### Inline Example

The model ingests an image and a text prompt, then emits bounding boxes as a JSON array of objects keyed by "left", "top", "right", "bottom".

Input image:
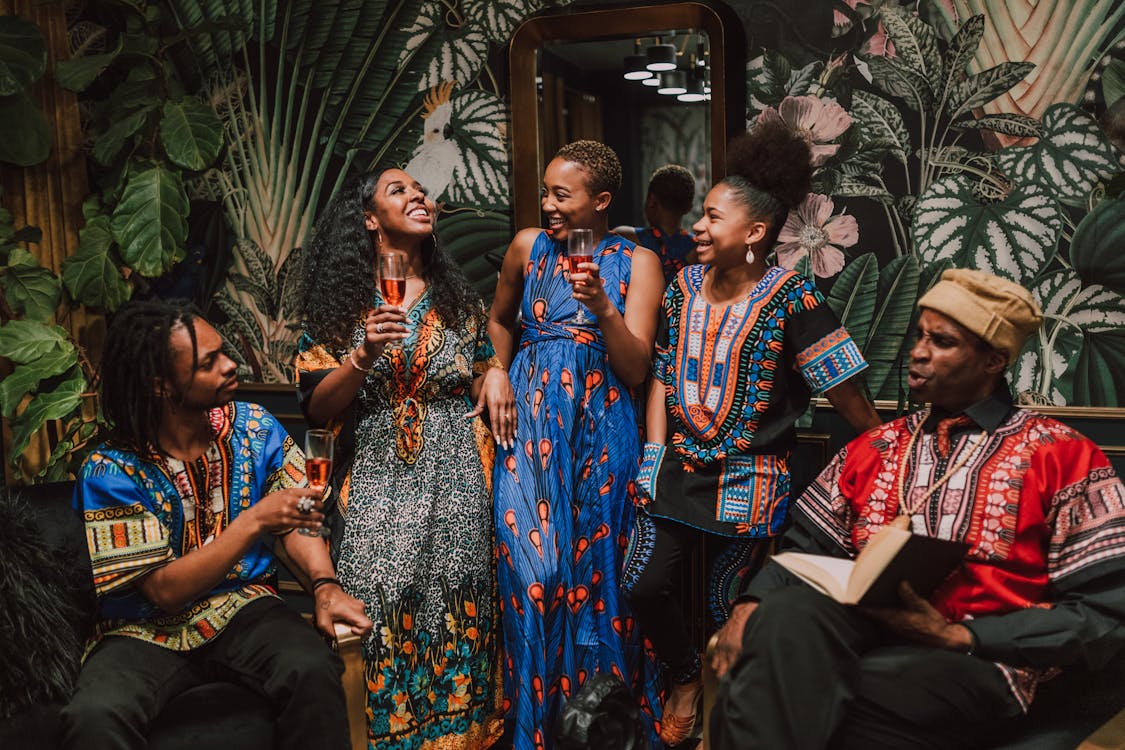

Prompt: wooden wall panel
[{"left": 1, "top": 0, "right": 101, "bottom": 484}]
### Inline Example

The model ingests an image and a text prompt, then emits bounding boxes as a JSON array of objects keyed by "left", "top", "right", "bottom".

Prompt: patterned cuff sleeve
[
  {"left": 795, "top": 327, "right": 868, "bottom": 393},
  {"left": 85, "top": 503, "right": 174, "bottom": 596},
  {"left": 637, "top": 442, "right": 666, "bottom": 500}
]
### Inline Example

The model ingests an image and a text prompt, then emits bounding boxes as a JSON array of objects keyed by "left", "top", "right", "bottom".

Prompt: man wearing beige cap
[{"left": 708, "top": 268, "right": 1125, "bottom": 749}]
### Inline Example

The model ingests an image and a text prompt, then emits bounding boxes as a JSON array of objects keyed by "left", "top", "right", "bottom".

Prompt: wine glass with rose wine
[
  {"left": 379, "top": 252, "right": 406, "bottom": 306},
  {"left": 302, "top": 429, "right": 334, "bottom": 537},
  {"left": 567, "top": 228, "right": 595, "bottom": 324}
]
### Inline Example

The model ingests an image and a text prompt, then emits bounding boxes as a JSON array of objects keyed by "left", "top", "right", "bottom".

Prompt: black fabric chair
[
  {"left": 985, "top": 649, "right": 1125, "bottom": 750},
  {"left": 0, "top": 481, "right": 367, "bottom": 750}
]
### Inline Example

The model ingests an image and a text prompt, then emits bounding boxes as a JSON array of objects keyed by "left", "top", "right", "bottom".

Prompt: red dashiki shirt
[{"left": 797, "top": 407, "right": 1125, "bottom": 709}]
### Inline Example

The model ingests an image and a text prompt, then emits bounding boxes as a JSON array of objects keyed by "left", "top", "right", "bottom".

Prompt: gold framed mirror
[{"left": 508, "top": 3, "right": 737, "bottom": 230}]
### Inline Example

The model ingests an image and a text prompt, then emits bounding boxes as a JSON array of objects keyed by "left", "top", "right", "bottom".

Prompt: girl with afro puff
[{"left": 623, "top": 120, "right": 881, "bottom": 745}]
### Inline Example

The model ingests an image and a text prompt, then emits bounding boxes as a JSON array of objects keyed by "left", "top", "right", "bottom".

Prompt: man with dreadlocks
[{"left": 62, "top": 299, "right": 372, "bottom": 750}]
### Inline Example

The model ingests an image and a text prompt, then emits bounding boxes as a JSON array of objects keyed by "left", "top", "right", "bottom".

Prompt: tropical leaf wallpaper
[
  {"left": 3, "top": 0, "right": 1125, "bottom": 479},
  {"left": 752, "top": 0, "right": 1125, "bottom": 407}
]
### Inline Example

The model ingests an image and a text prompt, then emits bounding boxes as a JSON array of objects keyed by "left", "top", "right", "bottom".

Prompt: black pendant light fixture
[
  {"left": 657, "top": 69, "right": 688, "bottom": 95},
  {"left": 646, "top": 36, "right": 677, "bottom": 72},
  {"left": 623, "top": 39, "right": 653, "bottom": 80}
]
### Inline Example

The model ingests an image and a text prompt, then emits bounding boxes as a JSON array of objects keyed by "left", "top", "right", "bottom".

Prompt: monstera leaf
[
  {"left": 464, "top": 0, "right": 544, "bottom": 43},
  {"left": 911, "top": 174, "right": 1061, "bottom": 288},
  {"left": 1069, "top": 195, "right": 1125, "bottom": 295},
  {"left": 996, "top": 103, "right": 1118, "bottom": 207},
  {"left": 1, "top": 247, "right": 60, "bottom": 322},
  {"left": 446, "top": 90, "right": 510, "bottom": 209}
]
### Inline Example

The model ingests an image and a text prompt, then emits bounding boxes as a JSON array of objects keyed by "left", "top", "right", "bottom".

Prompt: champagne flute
[
  {"left": 302, "top": 429, "right": 335, "bottom": 537},
  {"left": 378, "top": 252, "right": 407, "bottom": 307},
  {"left": 378, "top": 252, "right": 408, "bottom": 347},
  {"left": 567, "top": 228, "right": 595, "bottom": 324}
]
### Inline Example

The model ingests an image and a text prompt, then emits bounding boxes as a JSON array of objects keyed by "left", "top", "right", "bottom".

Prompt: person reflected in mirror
[
  {"left": 708, "top": 269, "right": 1125, "bottom": 749},
  {"left": 622, "top": 120, "right": 881, "bottom": 747},
  {"left": 62, "top": 299, "right": 373, "bottom": 750},
  {"left": 487, "top": 140, "right": 666, "bottom": 749},
  {"left": 614, "top": 164, "right": 699, "bottom": 286},
  {"left": 295, "top": 169, "right": 508, "bottom": 748}
]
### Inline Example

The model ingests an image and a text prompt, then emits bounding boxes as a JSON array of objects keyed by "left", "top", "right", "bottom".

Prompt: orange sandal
[{"left": 658, "top": 690, "right": 703, "bottom": 746}]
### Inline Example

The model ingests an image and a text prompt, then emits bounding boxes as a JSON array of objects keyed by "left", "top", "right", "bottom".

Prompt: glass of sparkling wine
[
  {"left": 379, "top": 252, "right": 406, "bottom": 306},
  {"left": 302, "top": 429, "right": 334, "bottom": 537},
  {"left": 567, "top": 228, "right": 595, "bottom": 324}
]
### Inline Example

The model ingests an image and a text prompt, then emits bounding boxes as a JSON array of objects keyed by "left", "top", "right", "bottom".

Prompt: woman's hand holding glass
[{"left": 356, "top": 305, "right": 409, "bottom": 364}]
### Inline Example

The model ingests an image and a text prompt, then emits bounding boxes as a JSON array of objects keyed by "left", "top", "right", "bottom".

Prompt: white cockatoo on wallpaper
[{"left": 405, "top": 82, "right": 458, "bottom": 200}]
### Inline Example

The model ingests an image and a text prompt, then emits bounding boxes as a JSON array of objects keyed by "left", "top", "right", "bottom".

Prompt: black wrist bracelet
[{"left": 311, "top": 576, "right": 341, "bottom": 593}]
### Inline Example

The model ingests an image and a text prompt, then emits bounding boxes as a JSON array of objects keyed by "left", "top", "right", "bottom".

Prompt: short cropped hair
[{"left": 555, "top": 140, "right": 622, "bottom": 196}]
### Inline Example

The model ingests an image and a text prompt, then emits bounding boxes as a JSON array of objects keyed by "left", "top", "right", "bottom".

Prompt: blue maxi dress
[{"left": 493, "top": 231, "right": 663, "bottom": 750}]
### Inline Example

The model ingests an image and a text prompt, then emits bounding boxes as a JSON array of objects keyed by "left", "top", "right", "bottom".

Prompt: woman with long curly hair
[
  {"left": 621, "top": 121, "right": 881, "bottom": 746},
  {"left": 488, "top": 140, "right": 666, "bottom": 749},
  {"left": 295, "top": 168, "right": 509, "bottom": 749}
]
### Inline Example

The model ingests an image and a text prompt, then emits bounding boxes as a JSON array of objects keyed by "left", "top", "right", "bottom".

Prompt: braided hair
[
  {"left": 299, "top": 170, "right": 481, "bottom": 350},
  {"left": 101, "top": 298, "right": 201, "bottom": 453},
  {"left": 723, "top": 119, "right": 813, "bottom": 247}
]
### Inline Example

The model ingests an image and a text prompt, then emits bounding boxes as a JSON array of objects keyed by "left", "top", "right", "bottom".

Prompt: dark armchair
[{"left": 0, "top": 482, "right": 367, "bottom": 750}]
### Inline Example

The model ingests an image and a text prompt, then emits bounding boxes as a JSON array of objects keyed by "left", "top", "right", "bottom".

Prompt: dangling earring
[{"left": 745, "top": 246, "right": 755, "bottom": 264}]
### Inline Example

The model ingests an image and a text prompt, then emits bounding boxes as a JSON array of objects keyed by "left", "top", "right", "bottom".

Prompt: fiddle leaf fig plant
[{"left": 0, "top": 14, "right": 52, "bottom": 166}]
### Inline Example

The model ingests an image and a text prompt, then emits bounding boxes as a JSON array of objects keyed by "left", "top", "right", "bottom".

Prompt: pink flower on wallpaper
[
  {"left": 864, "top": 22, "right": 896, "bottom": 57},
  {"left": 833, "top": 0, "right": 870, "bottom": 33},
  {"left": 776, "top": 194, "right": 858, "bottom": 279},
  {"left": 833, "top": 0, "right": 896, "bottom": 57},
  {"left": 759, "top": 95, "right": 852, "bottom": 166}
]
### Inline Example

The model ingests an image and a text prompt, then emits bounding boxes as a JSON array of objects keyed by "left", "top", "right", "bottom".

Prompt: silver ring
[
  {"left": 375, "top": 322, "right": 384, "bottom": 333},
  {"left": 297, "top": 496, "right": 314, "bottom": 514}
]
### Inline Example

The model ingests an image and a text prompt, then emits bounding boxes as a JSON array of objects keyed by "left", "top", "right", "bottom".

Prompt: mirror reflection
[
  {"left": 537, "top": 31, "right": 712, "bottom": 228},
  {"left": 508, "top": 3, "right": 730, "bottom": 232}
]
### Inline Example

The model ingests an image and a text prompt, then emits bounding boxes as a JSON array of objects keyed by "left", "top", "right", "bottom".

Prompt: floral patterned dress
[{"left": 296, "top": 290, "right": 502, "bottom": 750}]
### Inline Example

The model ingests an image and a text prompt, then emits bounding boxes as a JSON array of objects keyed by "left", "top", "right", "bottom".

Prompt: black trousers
[
  {"left": 710, "top": 585, "right": 1023, "bottom": 750},
  {"left": 61, "top": 596, "right": 348, "bottom": 750},
  {"left": 626, "top": 516, "right": 765, "bottom": 684}
]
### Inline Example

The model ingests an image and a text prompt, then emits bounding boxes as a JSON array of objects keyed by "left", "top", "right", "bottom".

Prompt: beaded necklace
[{"left": 891, "top": 420, "right": 989, "bottom": 530}]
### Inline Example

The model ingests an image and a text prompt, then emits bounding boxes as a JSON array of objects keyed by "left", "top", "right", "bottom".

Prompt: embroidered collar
[{"left": 922, "top": 384, "right": 1014, "bottom": 434}]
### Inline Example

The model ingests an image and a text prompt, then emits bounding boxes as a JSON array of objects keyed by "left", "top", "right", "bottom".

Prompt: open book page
[
  {"left": 845, "top": 525, "right": 912, "bottom": 603},
  {"left": 770, "top": 526, "right": 968, "bottom": 606},
  {"left": 769, "top": 553, "right": 856, "bottom": 601}
]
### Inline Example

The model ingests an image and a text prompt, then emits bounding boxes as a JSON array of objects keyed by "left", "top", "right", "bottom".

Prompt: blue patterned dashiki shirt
[{"left": 74, "top": 401, "right": 306, "bottom": 651}]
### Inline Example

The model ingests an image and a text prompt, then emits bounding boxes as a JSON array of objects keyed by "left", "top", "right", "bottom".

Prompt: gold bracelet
[{"left": 348, "top": 350, "right": 371, "bottom": 373}]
